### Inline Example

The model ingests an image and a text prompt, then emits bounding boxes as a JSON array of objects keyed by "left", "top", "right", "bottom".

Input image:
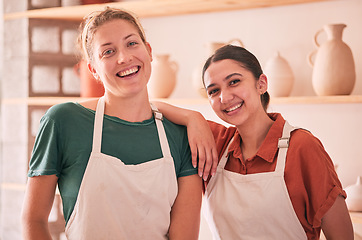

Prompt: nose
[
  {"left": 117, "top": 49, "right": 132, "bottom": 64},
  {"left": 219, "top": 90, "right": 233, "bottom": 104}
]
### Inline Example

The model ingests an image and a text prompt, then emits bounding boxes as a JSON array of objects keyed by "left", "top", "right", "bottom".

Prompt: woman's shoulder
[
  {"left": 43, "top": 101, "right": 95, "bottom": 124},
  {"left": 290, "top": 128, "right": 324, "bottom": 149},
  {"left": 45, "top": 102, "right": 80, "bottom": 117},
  {"left": 162, "top": 117, "right": 188, "bottom": 136},
  {"left": 288, "top": 128, "right": 332, "bottom": 167}
]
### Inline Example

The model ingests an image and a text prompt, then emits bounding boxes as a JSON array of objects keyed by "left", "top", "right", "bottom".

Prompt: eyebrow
[
  {"left": 205, "top": 72, "right": 243, "bottom": 90},
  {"left": 99, "top": 33, "right": 137, "bottom": 48}
]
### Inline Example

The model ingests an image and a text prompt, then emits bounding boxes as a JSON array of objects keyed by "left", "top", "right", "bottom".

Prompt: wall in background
[
  {"left": 141, "top": 0, "right": 362, "bottom": 99},
  {"left": 140, "top": 0, "right": 362, "bottom": 187}
]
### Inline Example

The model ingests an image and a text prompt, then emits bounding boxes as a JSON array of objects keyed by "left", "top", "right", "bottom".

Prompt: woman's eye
[
  {"left": 102, "top": 49, "right": 115, "bottom": 57},
  {"left": 128, "top": 41, "right": 138, "bottom": 47},
  {"left": 208, "top": 88, "right": 219, "bottom": 96},
  {"left": 229, "top": 79, "right": 240, "bottom": 85}
]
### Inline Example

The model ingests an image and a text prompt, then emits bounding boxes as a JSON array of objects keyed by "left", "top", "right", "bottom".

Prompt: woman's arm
[
  {"left": 153, "top": 101, "right": 218, "bottom": 180},
  {"left": 168, "top": 174, "right": 203, "bottom": 240},
  {"left": 321, "top": 195, "right": 354, "bottom": 239},
  {"left": 21, "top": 175, "right": 58, "bottom": 240}
]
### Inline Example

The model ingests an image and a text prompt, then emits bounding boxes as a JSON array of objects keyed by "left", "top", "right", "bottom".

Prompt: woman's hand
[
  {"left": 152, "top": 101, "right": 218, "bottom": 180},
  {"left": 187, "top": 112, "right": 218, "bottom": 180}
]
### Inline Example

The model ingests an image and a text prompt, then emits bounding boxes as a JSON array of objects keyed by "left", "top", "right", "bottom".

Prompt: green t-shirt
[{"left": 28, "top": 102, "right": 197, "bottom": 224}]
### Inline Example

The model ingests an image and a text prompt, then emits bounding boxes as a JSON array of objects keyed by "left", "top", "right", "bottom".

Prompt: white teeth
[
  {"left": 119, "top": 66, "right": 138, "bottom": 77},
  {"left": 225, "top": 103, "right": 242, "bottom": 112}
]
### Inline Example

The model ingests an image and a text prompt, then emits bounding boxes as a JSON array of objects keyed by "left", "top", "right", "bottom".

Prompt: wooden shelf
[
  {"left": 4, "top": 0, "right": 329, "bottom": 21},
  {"left": 351, "top": 212, "right": 362, "bottom": 224},
  {"left": 2, "top": 95, "right": 362, "bottom": 106},
  {"left": 270, "top": 95, "right": 362, "bottom": 105}
]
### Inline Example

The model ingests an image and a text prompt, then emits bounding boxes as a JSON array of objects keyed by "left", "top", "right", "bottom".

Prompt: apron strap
[
  {"left": 218, "top": 147, "right": 229, "bottom": 169},
  {"left": 151, "top": 103, "right": 172, "bottom": 158},
  {"left": 91, "top": 100, "right": 171, "bottom": 158},
  {"left": 218, "top": 121, "right": 298, "bottom": 172},
  {"left": 92, "top": 96, "right": 105, "bottom": 153},
  {"left": 275, "top": 121, "right": 297, "bottom": 172}
]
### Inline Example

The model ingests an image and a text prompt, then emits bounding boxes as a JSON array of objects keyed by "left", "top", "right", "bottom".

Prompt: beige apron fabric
[
  {"left": 203, "top": 121, "right": 307, "bottom": 240},
  {"left": 65, "top": 97, "right": 178, "bottom": 240}
]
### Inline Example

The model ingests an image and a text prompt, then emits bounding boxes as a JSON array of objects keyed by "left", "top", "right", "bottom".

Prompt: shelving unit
[
  {"left": 3, "top": 95, "right": 362, "bottom": 106},
  {"left": 4, "top": 0, "right": 329, "bottom": 20},
  {"left": 4, "top": 0, "right": 359, "bottom": 105}
]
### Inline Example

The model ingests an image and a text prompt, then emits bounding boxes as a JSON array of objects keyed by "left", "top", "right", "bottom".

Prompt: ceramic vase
[
  {"left": 264, "top": 52, "right": 294, "bottom": 97},
  {"left": 192, "top": 39, "right": 244, "bottom": 98},
  {"left": 308, "top": 23, "right": 356, "bottom": 96},
  {"left": 74, "top": 59, "right": 105, "bottom": 98},
  {"left": 148, "top": 54, "right": 178, "bottom": 98},
  {"left": 345, "top": 176, "right": 362, "bottom": 212}
]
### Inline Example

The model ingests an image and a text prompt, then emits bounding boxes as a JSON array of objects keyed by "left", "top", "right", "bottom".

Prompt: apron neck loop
[
  {"left": 92, "top": 96, "right": 105, "bottom": 153},
  {"left": 275, "top": 121, "right": 297, "bottom": 172},
  {"left": 150, "top": 103, "right": 171, "bottom": 159},
  {"left": 150, "top": 103, "right": 163, "bottom": 120}
]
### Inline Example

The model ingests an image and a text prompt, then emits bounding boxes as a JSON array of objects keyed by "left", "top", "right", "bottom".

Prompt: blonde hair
[{"left": 78, "top": 7, "right": 146, "bottom": 63}]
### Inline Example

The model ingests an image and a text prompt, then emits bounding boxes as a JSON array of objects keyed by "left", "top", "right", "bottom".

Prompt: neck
[
  {"left": 103, "top": 91, "right": 152, "bottom": 122},
  {"left": 236, "top": 111, "right": 274, "bottom": 160}
]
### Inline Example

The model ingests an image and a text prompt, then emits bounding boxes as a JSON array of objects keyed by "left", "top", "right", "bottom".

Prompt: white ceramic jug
[
  {"left": 264, "top": 52, "right": 294, "bottom": 97},
  {"left": 148, "top": 54, "right": 178, "bottom": 98},
  {"left": 192, "top": 39, "right": 244, "bottom": 98},
  {"left": 308, "top": 23, "right": 356, "bottom": 96},
  {"left": 345, "top": 176, "right": 362, "bottom": 212}
]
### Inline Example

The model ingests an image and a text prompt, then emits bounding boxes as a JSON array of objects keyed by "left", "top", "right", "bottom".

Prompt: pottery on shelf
[
  {"left": 192, "top": 39, "right": 244, "bottom": 98},
  {"left": 73, "top": 59, "right": 105, "bottom": 98},
  {"left": 308, "top": 23, "right": 356, "bottom": 96},
  {"left": 148, "top": 54, "right": 178, "bottom": 98},
  {"left": 345, "top": 176, "right": 362, "bottom": 212},
  {"left": 264, "top": 52, "right": 294, "bottom": 97}
]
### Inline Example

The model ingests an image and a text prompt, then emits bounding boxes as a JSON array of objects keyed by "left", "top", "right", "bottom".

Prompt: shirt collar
[{"left": 227, "top": 113, "right": 286, "bottom": 163}]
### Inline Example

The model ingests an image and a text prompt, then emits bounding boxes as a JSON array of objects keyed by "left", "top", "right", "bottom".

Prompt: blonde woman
[{"left": 21, "top": 8, "right": 217, "bottom": 240}]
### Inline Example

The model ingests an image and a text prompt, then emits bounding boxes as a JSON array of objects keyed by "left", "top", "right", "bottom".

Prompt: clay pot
[
  {"left": 192, "top": 39, "right": 244, "bottom": 98},
  {"left": 74, "top": 60, "right": 105, "bottom": 98},
  {"left": 308, "top": 23, "right": 356, "bottom": 96},
  {"left": 148, "top": 54, "right": 178, "bottom": 98},
  {"left": 264, "top": 52, "right": 294, "bottom": 97},
  {"left": 345, "top": 176, "right": 362, "bottom": 212}
]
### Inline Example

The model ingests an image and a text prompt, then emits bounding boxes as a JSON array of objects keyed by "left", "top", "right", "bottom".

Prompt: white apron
[
  {"left": 65, "top": 97, "right": 178, "bottom": 240},
  {"left": 203, "top": 121, "right": 307, "bottom": 240}
]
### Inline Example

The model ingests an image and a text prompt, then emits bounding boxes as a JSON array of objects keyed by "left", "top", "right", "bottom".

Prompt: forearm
[
  {"left": 154, "top": 101, "right": 218, "bottom": 179},
  {"left": 152, "top": 101, "right": 203, "bottom": 126},
  {"left": 22, "top": 220, "right": 52, "bottom": 240},
  {"left": 321, "top": 195, "right": 354, "bottom": 239},
  {"left": 21, "top": 175, "right": 58, "bottom": 240},
  {"left": 169, "top": 175, "right": 203, "bottom": 240}
]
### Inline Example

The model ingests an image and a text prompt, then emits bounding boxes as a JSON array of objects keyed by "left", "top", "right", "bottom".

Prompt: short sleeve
[
  {"left": 286, "top": 129, "right": 346, "bottom": 229},
  {"left": 28, "top": 115, "right": 61, "bottom": 177},
  {"left": 176, "top": 125, "right": 197, "bottom": 178}
]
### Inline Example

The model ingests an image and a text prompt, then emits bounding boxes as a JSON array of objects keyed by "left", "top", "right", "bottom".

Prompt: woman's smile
[
  {"left": 117, "top": 66, "right": 140, "bottom": 78},
  {"left": 223, "top": 102, "right": 244, "bottom": 114}
]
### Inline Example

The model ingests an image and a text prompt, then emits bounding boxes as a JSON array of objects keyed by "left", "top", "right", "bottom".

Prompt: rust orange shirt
[{"left": 207, "top": 113, "right": 346, "bottom": 240}]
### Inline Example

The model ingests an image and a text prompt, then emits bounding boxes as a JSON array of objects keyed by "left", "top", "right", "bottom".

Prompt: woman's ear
[
  {"left": 88, "top": 62, "right": 99, "bottom": 80},
  {"left": 257, "top": 74, "right": 268, "bottom": 94},
  {"left": 146, "top": 42, "right": 153, "bottom": 61}
]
